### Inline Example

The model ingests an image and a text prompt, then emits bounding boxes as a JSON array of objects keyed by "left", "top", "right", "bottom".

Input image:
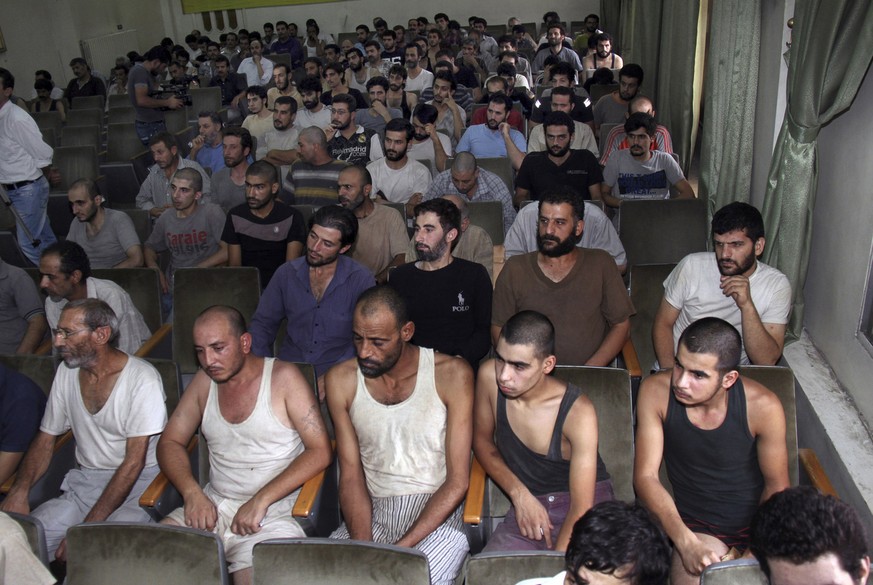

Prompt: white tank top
[
  {"left": 202, "top": 358, "right": 304, "bottom": 500},
  {"left": 350, "top": 347, "right": 447, "bottom": 498}
]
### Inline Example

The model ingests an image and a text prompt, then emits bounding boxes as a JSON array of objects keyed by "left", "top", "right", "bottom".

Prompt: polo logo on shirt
[{"left": 452, "top": 292, "right": 470, "bottom": 312}]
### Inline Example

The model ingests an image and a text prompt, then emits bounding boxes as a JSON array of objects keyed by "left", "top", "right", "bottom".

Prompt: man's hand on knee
[
  {"left": 512, "top": 490, "right": 554, "bottom": 549},
  {"left": 231, "top": 497, "right": 268, "bottom": 536},
  {"left": 676, "top": 534, "right": 721, "bottom": 576},
  {"left": 183, "top": 490, "right": 218, "bottom": 531}
]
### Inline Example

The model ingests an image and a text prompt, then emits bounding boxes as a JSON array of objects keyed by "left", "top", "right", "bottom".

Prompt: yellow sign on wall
[{"left": 181, "top": 0, "right": 342, "bottom": 13}]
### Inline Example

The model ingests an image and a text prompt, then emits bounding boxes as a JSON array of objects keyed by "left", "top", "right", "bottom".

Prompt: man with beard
[
  {"left": 653, "top": 202, "right": 791, "bottom": 369},
  {"left": 531, "top": 23, "right": 583, "bottom": 73},
  {"left": 389, "top": 198, "right": 492, "bottom": 369},
  {"left": 635, "top": 317, "right": 789, "bottom": 585},
  {"left": 407, "top": 103, "right": 452, "bottom": 173},
  {"left": 285, "top": 126, "right": 349, "bottom": 206},
  {"left": 250, "top": 205, "right": 375, "bottom": 383},
  {"left": 601, "top": 113, "right": 694, "bottom": 210},
  {"left": 38, "top": 241, "right": 151, "bottom": 354},
  {"left": 527, "top": 88, "right": 598, "bottom": 155},
  {"left": 66, "top": 179, "right": 142, "bottom": 268},
  {"left": 0, "top": 299, "right": 166, "bottom": 562},
  {"left": 529, "top": 62, "right": 595, "bottom": 132},
  {"left": 492, "top": 186, "right": 633, "bottom": 365},
  {"left": 426, "top": 72, "right": 467, "bottom": 149},
  {"left": 263, "top": 96, "right": 301, "bottom": 181},
  {"left": 456, "top": 94, "right": 527, "bottom": 171},
  {"left": 593, "top": 63, "right": 644, "bottom": 137},
  {"left": 386, "top": 64, "right": 419, "bottom": 120},
  {"left": 582, "top": 33, "right": 624, "bottom": 71},
  {"left": 364, "top": 41, "right": 389, "bottom": 77},
  {"left": 358, "top": 77, "right": 402, "bottom": 136},
  {"left": 320, "top": 63, "right": 368, "bottom": 110},
  {"left": 325, "top": 285, "right": 473, "bottom": 585},
  {"left": 326, "top": 94, "right": 384, "bottom": 165},
  {"left": 267, "top": 20, "right": 304, "bottom": 69},
  {"left": 379, "top": 30, "right": 404, "bottom": 67},
  {"left": 515, "top": 112, "right": 602, "bottom": 206},
  {"left": 599, "top": 96, "right": 674, "bottom": 166},
  {"left": 422, "top": 153, "right": 515, "bottom": 236},
  {"left": 158, "top": 306, "right": 332, "bottom": 585},
  {"left": 136, "top": 132, "right": 211, "bottom": 218},
  {"left": 267, "top": 63, "right": 303, "bottom": 110},
  {"left": 208, "top": 56, "right": 247, "bottom": 122},
  {"left": 294, "top": 75, "right": 332, "bottom": 130},
  {"left": 403, "top": 45, "right": 433, "bottom": 93},
  {"left": 366, "top": 119, "right": 431, "bottom": 206},
  {"left": 207, "top": 127, "right": 253, "bottom": 212},
  {"left": 241, "top": 86, "right": 273, "bottom": 160},
  {"left": 344, "top": 48, "right": 381, "bottom": 94},
  {"left": 572, "top": 14, "right": 602, "bottom": 56},
  {"left": 222, "top": 161, "right": 305, "bottom": 289},
  {"left": 338, "top": 165, "right": 407, "bottom": 284}
]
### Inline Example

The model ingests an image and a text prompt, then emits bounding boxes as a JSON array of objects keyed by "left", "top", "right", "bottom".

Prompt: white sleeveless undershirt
[
  {"left": 202, "top": 358, "right": 304, "bottom": 501},
  {"left": 350, "top": 347, "right": 447, "bottom": 498}
]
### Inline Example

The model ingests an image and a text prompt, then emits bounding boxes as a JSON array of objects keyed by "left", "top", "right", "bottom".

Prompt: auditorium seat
[
  {"left": 618, "top": 199, "right": 708, "bottom": 268},
  {"left": 70, "top": 95, "right": 105, "bottom": 111},
  {"left": 50, "top": 145, "right": 100, "bottom": 194},
  {"left": 466, "top": 551, "right": 565, "bottom": 585},
  {"left": 107, "top": 123, "right": 148, "bottom": 163},
  {"left": 66, "top": 107, "right": 104, "bottom": 134},
  {"left": 31, "top": 111, "right": 63, "bottom": 141},
  {"left": 627, "top": 263, "right": 677, "bottom": 374},
  {"left": 117, "top": 207, "right": 152, "bottom": 243},
  {"left": 187, "top": 87, "right": 223, "bottom": 123},
  {"left": 700, "top": 559, "right": 768, "bottom": 585},
  {"left": 47, "top": 193, "right": 73, "bottom": 239},
  {"left": 107, "top": 94, "right": 132, "bottom": 110},
  {"left": 100, "top": 162, "right": 142, "bottom": 208},
  {"left": 0, "top": 230, "right": 32, "bottom": 267},
  {"left": 107, "top": 107, "right": 137, "bottom": 125},
  {"left": 468, "top": 200, "right": 505, "bottom": 246},
  {"left": 61, "top": 124, "right": 103, "bottom": 152},
  {"left": 5, "top": 512, "right": 49, "bottom": 566}
]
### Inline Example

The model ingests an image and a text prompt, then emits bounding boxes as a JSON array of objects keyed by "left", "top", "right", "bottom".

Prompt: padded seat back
[
  {"left": 188, "top": 87, "right": 223, "bottom": 120},
  {"left": 619, "top": 199, "right": 708, "bottom": 268},
  {"left": 117, "top": 207, "right": 152, "bottom": 242},
  {"left": 61, "top": 124, "right": 102, "bottom": 149},
  {"left": 466, "top": 551, "right": 565, "bottom": 585},
  {"left": 589, "top": 83, "right": 618, "bottom": 103},
  {"left": 468, "top": 200, "right": 505, "bottom": 245},
  {"left": 31, "top": 111, "right": 63, "bottom": 139},
  {"left": 0, "top": 355, "right": 57, "bottom": 395},
  {"left": 92, "top": 268, "right": 163, "bottom": 333},
  {"left": 100, "top": 162, "right": 142, "bottom": 208},
  {"left": 107, "top": 107, "right": 137, "bottom": 125},
  {"left": 628, "top": 263, "right": 677, "bottom": 373},
  {"left": 0, "top": 231, "right": 32, "bottom": 267},
  {"left": 108, "top": 94, "right": 132, "bottom": 110},
  {"left": 66, "top": 107, "right": 104, "bottom": 131},
  {"left": 71, "top": 95, "right": 105, "bottom": 111},
  {"left": 145, "top": 358, "right": 183, "bottom": 415},
  {"left": 107, "top": 123, "right": 147, "bottom": 163},
  {"left": 52, "top": 145, "right": 99, "bottom": 192}
]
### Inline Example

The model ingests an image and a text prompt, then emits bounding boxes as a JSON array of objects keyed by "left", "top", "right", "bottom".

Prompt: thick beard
[{"left": 536, "top": 232, "right": 578, "bottom": 257}]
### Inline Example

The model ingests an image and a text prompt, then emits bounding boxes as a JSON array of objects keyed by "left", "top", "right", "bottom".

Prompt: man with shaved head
[{"left": 284, "top": 126, "right": 349, "bottom": 206}]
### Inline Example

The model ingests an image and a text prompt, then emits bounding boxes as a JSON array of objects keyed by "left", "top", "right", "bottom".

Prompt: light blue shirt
[{"left": 456, "top": 124, "right": 526, "bottom": 160}]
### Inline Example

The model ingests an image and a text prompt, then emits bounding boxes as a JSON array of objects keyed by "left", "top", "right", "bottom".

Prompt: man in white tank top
[
  {"left": 158, "top": 305, "right": 332, "bottom": 585},
  {"left": 326, "top": 286, "right": 474, "bottom": 585}
]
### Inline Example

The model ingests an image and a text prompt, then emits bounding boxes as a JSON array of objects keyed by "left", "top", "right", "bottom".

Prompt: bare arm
[
  {"left": 490, "top": 324, "right": 502, "bottom": 349},
  {"left": 513, "top": 186, "right": 531, "bottom": 208},
  {"left": 198, "top": 241, "right": 229, "bottom": 268},
  {"left": 144, "top": 246, "right": 169, "bottom": 294},
  {"left": 599, "top": 183, "right": 623, "bottom": 209},
  {"left": 16, "top": 315, "right": 47, "bottom": 354},
  {"left": 587, "top": 182, "right": 603, "bottom": 202},
  {"left": 114, "top": 244, "right": 144, "bottom": 268},
  {"left": 0, "top": 431, "right": 56, "bottom": 514},
  {"left": 445, "top": 98, "right": 464, "bottom": 144},
  {"left": 554, "top": 397, "right": 599, "bottom": 551},
  {"left": 721, "top": 276, "right": 786, "bottom": 365},
  {"left": 585, "top": 318, "right": 629, "bottom": 367},
  {"left": 748, "top": 383, "right": 790, "bottom": 502},
  {"left": 0, "top": 451, "right": 25, "bottom": 489},
  {"left": 228, "top": 244, "right": 242, "bottom": 267},
  {"left": 653, "top": 298, "right": 681, "bottom": 369},
  {"left": 84, "top": 435, "right": 151, "bottom": 523},
  {"left": 500, "top": 123, "right": 526, "bottom": 171},
  {"left": 673, "top": 179, "right": 695, "bottom": 200},
  {"left": 427, "top": 124, "right": 449, "bottom": 172}
]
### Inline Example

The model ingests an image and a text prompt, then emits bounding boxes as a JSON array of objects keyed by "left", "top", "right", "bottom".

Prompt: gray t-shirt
[
  {"left": 0, "top": 261, "right": 44, "bottom": 354},
  {"left": 602, "top": 150, "right": 684, "bottom": 200},
  {"left": 207, "top": 168, "right": 246, "bottom": 212},
  {"left": 66, "top": 208, "right": 140, "bottom": 269},
  {"left": 593, "top": 93, "right": 629, "bottom": 128},
  {"left": 145, "top": 203, "right": 226, "bottom": 278},
  {"left": 127, "top": 63, "right": 163, "bottom": 123}
]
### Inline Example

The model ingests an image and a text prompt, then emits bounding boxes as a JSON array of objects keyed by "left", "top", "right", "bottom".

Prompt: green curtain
[
  {"left": 600, "top": 0, "right": 623, "bottom": 43},
  {"left": 618, "top": 0, "right": 663, "bottom": 102},
  {"left": 699, "top": 0, "right": 761, "bottom": 214},
  {"left": 761, "top": 0, "right": 873, "bottom": 340}
]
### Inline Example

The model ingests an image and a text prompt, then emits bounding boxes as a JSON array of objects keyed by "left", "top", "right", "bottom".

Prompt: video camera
[{"left": 149, "top": 79, "right": 195, "bottom": 110}]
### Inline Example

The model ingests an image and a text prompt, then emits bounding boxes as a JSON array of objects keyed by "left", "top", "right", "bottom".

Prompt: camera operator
[{"left": 128, "top": 46, "right": 185, "bottom": 146}]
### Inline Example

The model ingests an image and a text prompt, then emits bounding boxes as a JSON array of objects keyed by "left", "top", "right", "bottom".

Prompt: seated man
[
  {"left": 472, "top": 76, "right": 526, "bottom": 134},
  {"left": 320, "top": 62, "right": 368, "bottom": 109},
  {"left": 1, "top": 299, "right": 167, "bottom": 561},
  {"left": 209, "top": 56, "right": 247, "bottom": 122},
  {"left": 326, "top": 285, "right": 472, "bottom": 585},
  {"left": 492, "top": 187, "right": 633, "bottom": 366},
  {"left": 0, "top": 258, "right": 48, "bottom": 355},
  {"left": 293, "top": 75, "right": 333, "bottom": 130},
  {"left": 262, "top": 96, "right": 301, "bottom": 183},
  {"left": 365, "top": 119, "right": 431, "bottom": 205},
  {"left": 456, "top": 94, "right": 527, "bottom": 171},
  {"left": 327, "top": 93, "right": 384, "bottom": 166},
  {"left": 582, "top": 33, "right": 624, "bottom": 71},
  {"left": 593, "top": 63, "right": 644, "bottom": 137},
  {"left": 39, "top": 241, "right": 151, "bottom": 354},
  {"left": 529, "top": 62, "right": 595, "bottom": 131},
  {"left": 188, "top": 111, "right": 226, "bottom": 174},
  {"left": 527, "top": 87, "right": 598, "bottom": 156},
  {"left": 66, "top": 178, "right": 142, "bottom": 268},
  {"left": 337, "top": 165, "right": 408, "bottom": 284},
  {"left": 601, "top": 112, "right": 694, "bottom": 209},
  {"left": 241, "top": 86, "right": 274, "bottom": 160},
  {"left": 504, "top": 198, "right": 627, "bottom": 273},
  {"left": 599, "top": 95, "right": 674, "bottom": 166},
  {"left": 207, "top": 127, "right": 252, "bottom": 212},
  {"left": 634, "top": 317, "right": 790, "bottom": 585},
  {"left": 144, "top": 168, "right": 227, "bottom": 310},
  {"left": 476, "top": 310, "right": 613, "bottom": 552},
  {"left": 653, "top": 202, "right": 791, "bottom": 368},
  {"left": 222, "top": 161, "right": 305, "bottom": 289},
  {"left": 407, "top": 103, "right": 453, "bottom": 173},
  {"left": 0, "top": 364, "right": 46, "bottom": 487},
  {"left": 250, "top": 205, "right": 375, "bottom": 384},
  {"left": 136, "top": 132, "right": 211, "bottom": 219},
  {"left": 158, "top": 306, "right": 332, "bottom": 585},
  {"left": 751, "top": 486, "right": 871, "bottom": 585},
  {"left": 283, "top": 127, "right": 349, "bottom": 206},
  {"left": 390, "top": 198, "right": 492, "bottom": 369},
  {"left": 426, "top": 71, "right": 467, "bottom": 147},
  {"left": 358, "top": 76, "right": 403, "bottom": 136},
  {"left": 516, "top": 501, "right": 671, "bottom": 585}
]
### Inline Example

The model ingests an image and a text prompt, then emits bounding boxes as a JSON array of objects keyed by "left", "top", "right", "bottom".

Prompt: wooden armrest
[
  {"left": 34, "top": 339, "right": 52, "bottom": 356},
  {"left": 139, "top": 435, "right": 198, "bottom": 508},
  {"left": 463, "top": 455, "right": 487, "bottom": 525},
  {"left": 135, "top": 323, "right": 173, "bottom": 357},
  {"left": 1, "top": 431, "right": 74, "bottom": 493},
  {"left": 621, "top": 338, "right": 642, "bottom": 378},
  {"left": 799, "top": 448, "right": 838, "bottom": 497},
  {"left": 292, "top": 440, "right": 335, "bottom": 519}
]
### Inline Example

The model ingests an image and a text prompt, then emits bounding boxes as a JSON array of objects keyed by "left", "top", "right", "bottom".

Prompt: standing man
[
  {"left": 0, "top": 299, "right": 167, "bottom": 561},
  {"left": 634, "top": 317, "right": 790, "bottom": 585},
  {"left": 326, "top": 94, "right": 384, "bottom": 165},
  {"left": 241, "top": 86, "right": 273, "bottom": 160},
  {"left": 653, "top": 202, "right": 791, "bottom": 368},
  {"left": 284, "top": 127, "right": 349, "bottom": 206},
  {"left": 366, "top": 119, "right": 431, "bottom": 206},
  {"left": 136, "top": 133, "right": 210, "bottom": 218},
  {"left": 66, "top": 178, "right": 143, "bottom": 268},
  {"left": 389, "top": 198, "right": 492, "bottom": 369},
  {"left": 0, "top": 67, "right": 58, "bottom": 264},
  {"left": 222, "top": 161, "right": 305, "bottom": 289},
  {"left": 337, "top": 165, "right": 408, "bottom": 284},
  {"left": 158, "top": 306, "right": 332, "bottom": 585},
  {"left": 325, "top": 285, "right": 473, "bottom": 585},
  {"left": 128, "top": 46, "right": 184, "bottom": 145},
  {"left": 475, "top": 311, "right": 613, "bottom": 552},
  {"left": 207, "top": 127, "right": 252, "bottom": 212},
  {"left": 250, "top": 205, "right": 375, "bottom": 383}
]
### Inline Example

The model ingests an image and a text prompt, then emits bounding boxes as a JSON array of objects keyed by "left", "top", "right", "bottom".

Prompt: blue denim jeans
[
  {"left": 135, "top": 119, "right": 167, "bottom": 146},
  {"left": 6, "top": 176, "right": 56, "bottom": 265}
]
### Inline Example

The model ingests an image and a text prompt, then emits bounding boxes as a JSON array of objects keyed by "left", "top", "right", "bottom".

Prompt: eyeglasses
[{"left": 51, "top": 327, "right": 91, "bottom": 339}]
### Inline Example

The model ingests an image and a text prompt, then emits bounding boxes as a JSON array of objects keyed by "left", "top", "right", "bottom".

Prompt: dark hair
[
  {"left": 298, "top": 75, "right": 323, "bottom": 94},
  {"left": 35, "top": 69, "right": 52, "bottom": 80},
  {"left": 542, "top": 110, "right": 575, "bottom": 136},
  {"left": 214, "top": 55, "right": 230, "bottom": 66},
  {"left": 143, "top": 46, "right": 171, "bottom": 64},
  {"left": 346, "top": 47, "right": 364, "bottom": 59},
  {"left": 69, "top": 57, "right": 89, "bottom": 68},
  {"left": 310, "top": 205, "right": 358, "bottom": 247},
  {"left": 374, "top": 18, "right": 388, "bottom": 29},
  {"left": 325, "top": 43, "right": 341, "bottom": 55},
  {"left": 433, "top": 70, "right": 457, "bottom": 91},
  {"left": 324, "top": 62, "right": 344, "bottom": 77},
  {"left": 355, "top": 24, "right": 370, "bottom": 34},
  {"left": 500, "top": 310, "right": 556, "bottom": 358},
  {"left": 148, "top": 131, "right": 177, "bottom": 151},
  {"left": 405, "top": 44, "right": 422, "bottom": 58},
  {"left": 512, "top": 24, "right": 527, "bottom": 35},
  {"left": 380, "top": 29, "right": 396, "bottom": 40},
  {"left": 413, "top": 103, "right": 438, "bottom": 125},
  {"left": 497, "top": 35, "right": 516, "bottom": 47},
  {"left": 34, "top": 78, "right": 54, "bottom": 92},
  {"left": 550, "top": 85, "right": 574, "bottom": 101},
  {"left": 364, "top": 40, "right": 382, "bottom": 52},
  {"left": 365, "top": 76, "right": 390, "bottom": 93},
  {"left": 624, "top": 112, "right": 656, "bottom": 137},
  {"left": 331, "top": 93, "right": 357, "bottom": 113},
  {"left": 566, "top": 501, "right": 671, "bottom": 585},
  {"left": 385, "top": 118, "right": 414, "bottom": 141},
  {"left": 355, "top": 285, "right": 409, "bottom": 329},
  {"left": 413, "top": 198, "right": 461, "bottom": 239},
  {"left": 496, "top": 62, "right": 517, "bottom": 78},
  {"left": 472, "top": 17, "right": 488, "bottom": 27},
  {"left": 43, "top": 240, "right": 92, "bottom": 280},
  {"left": 543, "top": 11, "right": 560, "bottom": 23},
  {"left": 388, "top": 64, "right": 407, "bottom": 80},
  {"left": 246, "top": 160, "right": 278, "bottom": 184},
  {"left": 223, "top": 126, "right": 253, "bottom": 152},
  {"left": 547, "top": 22, "right": 566, "bottom": 36},
  {"left": 711, "top": 201, "right": 766, "bottom": 242},
  {"left": 304, "top": 56, "right": 323, "bottom": 70},
  {"left": 551, "top": 61, "right": 577, "bottom": 83},
  {"left": 198, "top": 110, "right": 223, "bottom": 126},
  {"left": 593, "top": 32, "right": 614, "bottom": 45},
  {"left": 487, "top": 93, "right": 513, "bottom": 112},
  {"left": 540, "top": 184, "right": 585, "bottom": 224},
  {"left": 273, "top": 62, "right": 290, "bottom": 76},
  {"left": 434, "top": 12, "right": 448, "bottom": 21},
  {"left": 750, "top": 486, "right": 869, "bottom": 581},
  {"left": 69, "top": 178, "right": 100, "bottom": 200},
  {"left": 273, "top": 95, "right": 298, "bottom": 113},
  {"left": 185, "top": 33, "right": 198, "bottom": 44},
  {"left": 246, "top": 85, "right": 267, "bottom": 100},
  {"left": 619, "top": 63, "right": 645, "bottom": 85},
  {"left": 677, "top": 317, "right": 742, "bottom": 374}
]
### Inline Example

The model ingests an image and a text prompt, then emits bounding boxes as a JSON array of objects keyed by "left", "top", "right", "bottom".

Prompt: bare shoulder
[
  {"left": 637, "top": 371, "right": 671, "bottom": 417},
  {"left": 180, "top": 369, "right": 212, "bottom": 412},
  {"left": 741, "top": 376, "right": 786, "bottom": 425},
  {"left": 475, "top": 359, "right": 498, "bottom": 395},
  {"left": 324, "top": 357, "right": 359, "bottom": 402},
  {"left": 434, "top": 352, "right": 474, "bottom": 402}
]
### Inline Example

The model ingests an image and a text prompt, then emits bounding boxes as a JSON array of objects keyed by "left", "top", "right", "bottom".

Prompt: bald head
[
  {"left": 451, "top": 151, "right": 478, "bottom": 173},
  {"left": 195, "top": 305, "right": 247, "bottom": 337},
  {"left": 628, "top": 95, "right": 655, "bottom": 116}
]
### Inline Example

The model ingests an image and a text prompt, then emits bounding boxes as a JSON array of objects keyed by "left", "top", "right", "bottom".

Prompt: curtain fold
[
  {"left": 761, "top": 0, "right": 873, "bottom": 340},
  {"left": 699, "top": 0, "right": 761, "bottom": 214},
  {"left": 600, "top": 0, "right": 623, "bottom": 45}
]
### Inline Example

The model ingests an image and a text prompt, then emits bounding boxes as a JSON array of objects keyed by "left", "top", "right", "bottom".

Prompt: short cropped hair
[
  {"left": 366, "top": 76, "right": 389, "bottom": 93},
  {"left": 619, "top": 63, "right": 645, "bottom": 85},
  {"left": 173, "top": 167, "right": 204, "bottom": 193},
  {"left": 413, "top": 103, "right": 438, "bottom": 125},
  {"left": 223, "top": 126, "right": 253, "bottom": 153},
  {"left": 148, "top": 131, "right": 177, "bottom": 151},
  {"left": 310, "top": 205, "right": 358, "bottom": 247},
  {"left": 624, "top": 112, "right": 656, "bottom": 137},
  {"left": 43, "top": 240, "right": 92, "bottom": 280},
  {"left": 542, "top": 110, "right": 575, "bottom": 136},
  {"left": 385, "top": 118, "right": 413, "bottom": 140},
  {"left": 143, "top": 46, "right": 171, "bottom": 63},
  {"left": 677, "top": 317, "right": 742, "bottom": 374},
  {"left": 487, "top": 93, "right": 513, "bottom": 112},
  {"left": 711, "top": 201, "right": 766, "bottom": 243},
  {"left": 331, "top": 93, "right": 357, "bottom": 113},
  {"left": 434, "top": 70, "right": 457, "bottom": 91},
  {"left": 246, "top": 160, "right": 278, "bottom": 185},
  {"left": 551, "top": 61, "right": 578, "bottom": 83},
  {"left": 298, "top": 75, "right": 323, "bottom": 94},
  {"left": 499, "top": 310, "right": 556, "bottom": 359},
  {"left": 273, "top": 95, "right": 298, "bottom": 113},
  {"left": 355, "top": 285, "right": 409, "bottom": 329},
  {"left": 246, "top": 84, "right": 267, "bottom": 100}
]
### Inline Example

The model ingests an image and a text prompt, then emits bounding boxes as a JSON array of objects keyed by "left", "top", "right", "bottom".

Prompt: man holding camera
[{"left": 128, "top": 46, "right": 185, "bottom": 146}]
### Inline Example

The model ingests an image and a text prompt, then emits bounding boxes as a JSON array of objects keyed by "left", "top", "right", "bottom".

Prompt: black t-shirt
[
  {"left": 515, "top": 150, "right": 603, "bottom": 200},
  {"left": 454, "top": 65, "right": 479, "bottom": 90},
  {"left": 320, "top": 87, "right": 369, "bottom": 110},
  {"left": 531, "top": 92, "right": 594, "bottom": 124},
  {"left": 221, "top": 201, "right": 306, "bottom": 288}
]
